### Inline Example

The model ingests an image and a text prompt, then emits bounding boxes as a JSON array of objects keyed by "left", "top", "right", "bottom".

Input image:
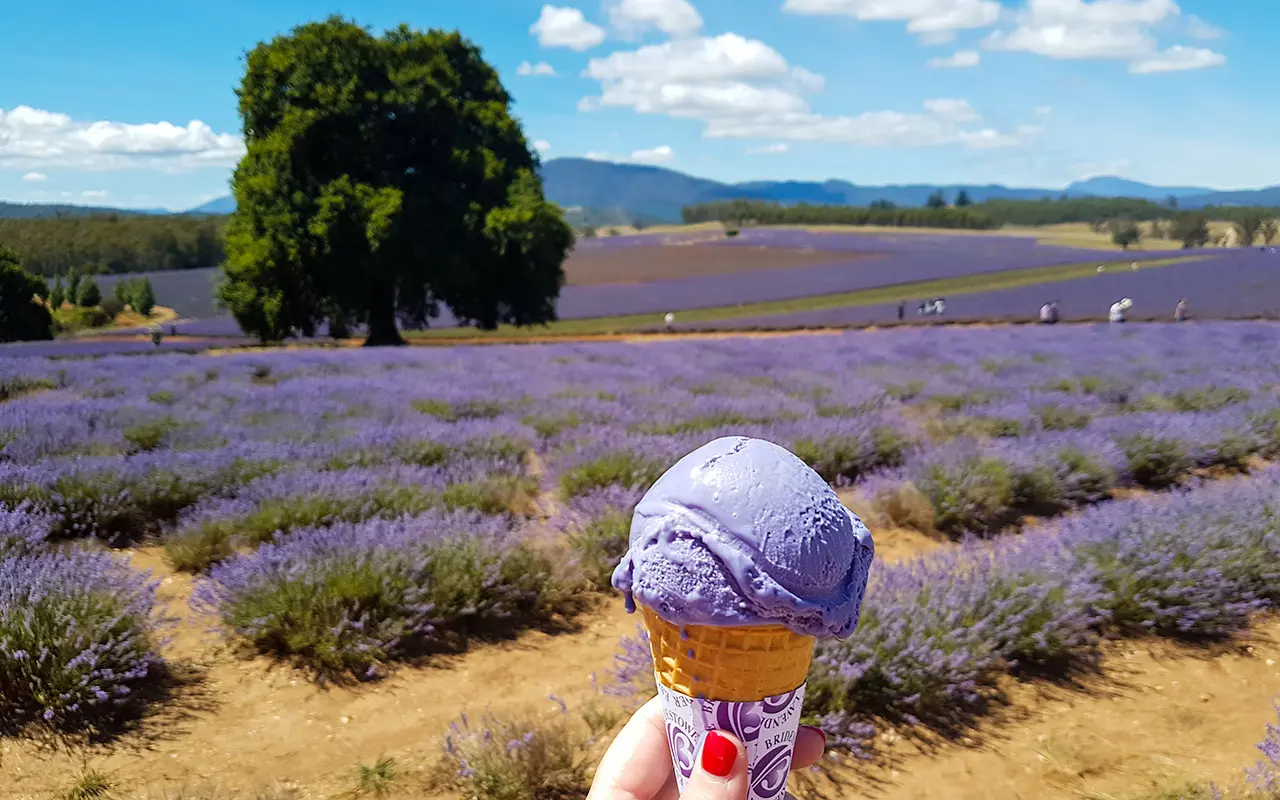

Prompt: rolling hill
[{"left": 8, "top": 159, "right": 1280, "bottom": 222}]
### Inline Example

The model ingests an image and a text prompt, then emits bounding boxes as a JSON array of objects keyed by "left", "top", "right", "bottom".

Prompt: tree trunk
[{"left": 363, "top": 280, "right": 405, "bottom": 347}]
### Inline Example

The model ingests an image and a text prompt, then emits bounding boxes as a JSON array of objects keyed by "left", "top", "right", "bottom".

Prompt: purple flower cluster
[
  {"left": 0, "top": 542, "right": 163, "bottom": 734},
  {"left": 191, "top": 512, "right": 558, "bottom": 679}
]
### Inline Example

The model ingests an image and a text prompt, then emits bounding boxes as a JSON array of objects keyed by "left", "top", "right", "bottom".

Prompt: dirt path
[{"left": 4, "top": 529, "right": 1279, "bottom": 799}]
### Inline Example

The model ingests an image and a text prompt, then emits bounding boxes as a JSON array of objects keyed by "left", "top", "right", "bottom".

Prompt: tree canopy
[
  {"left": 0, "top": 247, "right": 53, "bottom": 343},
  {"left": 218, "top": 17, "right": 574, "bottom": 345}
]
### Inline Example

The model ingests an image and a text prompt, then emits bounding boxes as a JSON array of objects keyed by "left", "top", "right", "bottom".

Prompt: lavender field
[
  {"left": 2, "top": 323, "right": 1280, "bottom": 784},
  {"left": 96, "top": 229, "right": 1217, "bottom": 338}
]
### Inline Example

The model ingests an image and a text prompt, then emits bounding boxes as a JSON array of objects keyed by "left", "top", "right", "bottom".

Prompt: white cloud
[
  {"left": 1130, "top": 44, "right": 1226, "bottom": 73},
  {"left": 81, "top": 189, "right": 108, "bottom": 199},
  {"left": 928, "top": 49, "right": 981, "bottom": 68},
  {"left": 21, "top": 171, "right": 47, "bottom": 182},
  {"left": 517, "top": 61, "right": 558, "bottom": 76},
  {"left": 581, "top": 34, "right": 1039, "bottom": 149},
  {"left": 609, "top": 0, "right": 704, "bottom": 38},
  {"left": 1186, "top": 13, "right": 1224, "bottom": 40},
  {"left": 533, "top": 139, "right": 552, "bottom": 152},
  {"left": 982, "top": 0, "right": 1225, "bottom": 72},
  {"left": 630, "top": 145, "right": 675, "bottom": 164},
  {"left": 747, "top": 143, "right": 790, "bottom": 154},
  {"left": 781, "top": 0, "right": 1001, "bottom": 41},
  {"left": 0, "top": 105, "right": 244, "bottom": 172},
  {"left": 530, "top": 5, "right": 607, "bottom": 51}
]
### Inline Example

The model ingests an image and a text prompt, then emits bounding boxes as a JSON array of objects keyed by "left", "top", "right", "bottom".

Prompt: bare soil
[
  {"left": 563, "top": 242, "right": 874, "bottom": 286},
  {"left": 4, "top": 525, "right": 1278, "bottom": 800}
]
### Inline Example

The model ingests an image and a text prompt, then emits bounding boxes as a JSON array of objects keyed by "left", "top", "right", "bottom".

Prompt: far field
[{"left": 38, "top": 220, "right": 1274, "bottom": 355}]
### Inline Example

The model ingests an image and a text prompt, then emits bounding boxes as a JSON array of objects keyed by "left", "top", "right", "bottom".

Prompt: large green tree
[
  {"left": 0, "top": 247, "right": 53, "bottom": 343},
  {"left": 219, "top": 17, "right": 574, "bottom": 345}
]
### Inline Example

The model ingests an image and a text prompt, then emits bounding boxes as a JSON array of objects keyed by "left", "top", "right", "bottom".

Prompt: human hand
[{"left": 587, "top": 695, "right": 828, "bottom": 800}]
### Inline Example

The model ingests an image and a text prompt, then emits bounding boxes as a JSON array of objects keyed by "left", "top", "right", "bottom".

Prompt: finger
[
  {"left": 790, "top": 726, "right": 827, "bottom": 770},
  {"left": 587, "top": 696, "right": 674, "bottom": 800},
  {"left": 679, "top": 730, "right": 749, "bottom": 800}
]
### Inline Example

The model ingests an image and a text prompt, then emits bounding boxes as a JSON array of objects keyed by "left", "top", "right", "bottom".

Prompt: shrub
[
  {"left": 918, "top": 456, "right": 1016, "bottom": 538},
  {"left": 194, "top": 514, "right": 565, "bottom": 679},
  {"left": 0, "top": 550, "right": 164, "bottom": 734},
  {"left": 100, "top": 296, "right": 125, "bottom": 319},
  {"left": 1117, "top": 434, "right": 1193, "bottom": 489},
  {"left": 559, "top": 451, "right": 666, "bottom": 499},
  {"left": 440, "top": 707, "right": 593, "bottom": 800},
  {"left": 1035, "top": 404, "right": 1092, "bottom": 431},
  {"left": 792, "top": 435, "right": 871, "bottom": 484},
  {"left": 0, "top": 375, "right": 55, "bottom": 403},
  {"left": 76, "top": 277, "right": 102, "bottom": 308},
  {"left": 1049, "top": 447, "right": 1117, "bottom": 507}
]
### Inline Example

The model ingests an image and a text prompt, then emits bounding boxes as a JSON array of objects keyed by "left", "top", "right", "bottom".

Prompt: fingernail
[
  {"left": 809, "top": 726, "right": 828, "bottom": 748},
  {"left": 701, "top": 730, "right": 737, "bottom": 777}
]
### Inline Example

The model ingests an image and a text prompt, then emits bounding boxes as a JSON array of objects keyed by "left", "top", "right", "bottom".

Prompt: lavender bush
[
  {"left": 192, "top": 512, "right": 564, "bottom": 679},
  {"left": 440, "top": 704, "right": 592, "bottom": 800},
  {"left": 0, "top": 549, "right": 164, "bottom": 734}
]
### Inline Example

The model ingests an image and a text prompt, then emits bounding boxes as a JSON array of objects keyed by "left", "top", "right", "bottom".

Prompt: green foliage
[
  {"left": 99, "top": 296, "right": 125, "bottom": 319},
  {"left": 559, "top": 452, "right": 667, "bottom": 498},
  {"left": 1117, "top": 435, "right": 1193, "bottom": 489},
  {"left": 113, "top": 277, "right": 157, "bottom": 317},
  {"left": 0, "top": 246, "right": 54, "bottom": 343},
  {"left": 1262, "top": 219, "right": 1279, "bottom": 245},
  {"left": 921, "top": 456, "right": 1017, "bottom": 538},
  {"left": 1111, "top": 221, "right": 1142, "bottom": 249},
  {"left": 67, "top": 269, "right": 81, "bottom": 301},
  {"left": 566, "top": 512, "right": 631, "bottom": 590},
  {"left": 1173, "top": 214, "right": 1211, "bottom": 249},
  {"left": 61, "top": 769, "right": 115, "bottom": 800},
  {"left": 219, "top": 17, "right": 573, "bottom": 345},
  {"left": 76, "top": 276, "right": 102, "bottom": 307},
  {"left": 954, "top": 189, "right": 972, "bottom": 207},
  {"left": 0, "top": 215, "right": 224, "bottom": 277},
  {"left": 1035, "top": 404, "right": 1092, "bottom": 431},
  {"left": 354, "top": 757, "right": 397, "bottom": 798},
  {"left": 1234, "top": 213, "right": 1264, "bottom": 247},
  {"left": 682, "top": 200, "right": 998, "bottom": 230},
  {"left": 925, "top": 190, "right": 947, "bottom": 209},
  {"left": 52, "top": 306, "right": 111, "bottom": 334},
  {"left": 49, "top": 277, "right": 66, "bottom": 308}
]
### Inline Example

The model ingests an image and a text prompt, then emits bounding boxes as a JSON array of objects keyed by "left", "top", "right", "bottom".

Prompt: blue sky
[{"left": 0, "top": 0, "right": 1272, "bottom": 210}]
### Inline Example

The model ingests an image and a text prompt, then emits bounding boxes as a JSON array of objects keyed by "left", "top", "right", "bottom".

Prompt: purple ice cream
[{"left": 611, "top": 436, "right": 875, "bottom": 638}]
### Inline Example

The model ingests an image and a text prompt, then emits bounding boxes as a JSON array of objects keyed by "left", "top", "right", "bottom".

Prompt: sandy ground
[{"left": 4, "top": 509, "right": 1278, "bottom": 800}]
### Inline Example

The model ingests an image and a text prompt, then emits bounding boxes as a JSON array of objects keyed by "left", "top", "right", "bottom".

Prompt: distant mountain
[
  {"left": 1063, "top": 176, "right": 1208, "bottom": 201},
  {"left": 185, "top": 196, "right": 236, "bottom": 215},
  {"left": 13, "top": 158, "right": 1280, "bottom": 223}
]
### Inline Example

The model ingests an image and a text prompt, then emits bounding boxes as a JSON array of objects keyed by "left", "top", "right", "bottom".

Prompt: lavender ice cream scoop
[{"left": 611, "top": 436, "right": 874, "bottom": 638}]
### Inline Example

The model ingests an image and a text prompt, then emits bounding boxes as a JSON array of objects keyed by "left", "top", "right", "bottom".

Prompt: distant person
[
  {"left": 663, "top": 312, "right": 675, "bottom": 332},
  {"left": 1174, "top": 298, "right": 1189, "bottom": 322},
  {"left": 1109, "top": 297, "right": 1131, "bottom": 324},
  {"left": 897, "top": 302, "right": 905, "bottom": 321},
  {"left": 1039, "top": 301, "right": 1059, "bottom": 324},
  {"left": 934, "top": 298, "right": 946, "bottom": 316}
]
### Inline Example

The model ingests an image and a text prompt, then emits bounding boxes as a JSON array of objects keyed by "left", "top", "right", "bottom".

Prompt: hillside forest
[{"left": 4, "top": 195, "right": 1280, "bottom": 276}]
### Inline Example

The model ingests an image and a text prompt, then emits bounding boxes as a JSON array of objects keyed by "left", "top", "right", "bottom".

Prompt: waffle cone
[{"left": 639, "top": 604, "right": 815, "bottom": 702}]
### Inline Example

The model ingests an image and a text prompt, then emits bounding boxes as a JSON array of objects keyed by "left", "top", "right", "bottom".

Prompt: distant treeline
[
  {"left": 681, "top": 200, "right": 999, "bottom": 230},
  {"left": 972, "top": 197, "right": 1280, "bottom": 227},
  {"left": 683, "top": 196, "right": 1280, "bottom": 230},
  {"left": 0, "top": 214, "right": 227, "bottom": 277}
]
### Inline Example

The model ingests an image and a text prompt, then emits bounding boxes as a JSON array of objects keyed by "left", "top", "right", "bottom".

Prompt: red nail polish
[{"left": 701, "top": 730, "right": 737, "bottom": 777}]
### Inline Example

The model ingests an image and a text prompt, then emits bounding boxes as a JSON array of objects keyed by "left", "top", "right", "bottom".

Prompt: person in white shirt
[
  {"left": 1109, "top": 298, "right": 1131, "bottom": 324},
  {"left": 1040, "top": 303, "right": 1053, "bottom": 324},
  {"left": 1174, "top": 298, "right": 1188, "bottom": 322}
]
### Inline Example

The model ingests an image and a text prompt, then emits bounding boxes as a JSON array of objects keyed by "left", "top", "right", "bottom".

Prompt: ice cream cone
[{"left": 639, "top": 604, "right": 814, "bottom": 702}]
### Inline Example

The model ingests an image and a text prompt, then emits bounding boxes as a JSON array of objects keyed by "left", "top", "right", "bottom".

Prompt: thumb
[{"left": 680, "top": 730, "right": 749, "bottom": 800}]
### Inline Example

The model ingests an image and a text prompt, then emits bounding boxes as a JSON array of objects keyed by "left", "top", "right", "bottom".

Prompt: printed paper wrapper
[{"left": 657, "top": 677, "right": 806, "bottom": 800}]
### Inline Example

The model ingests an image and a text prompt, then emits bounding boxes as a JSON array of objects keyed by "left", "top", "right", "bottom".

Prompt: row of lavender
[{"left": 605, "top": 469, "right": 1280, "bottom": 762}]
